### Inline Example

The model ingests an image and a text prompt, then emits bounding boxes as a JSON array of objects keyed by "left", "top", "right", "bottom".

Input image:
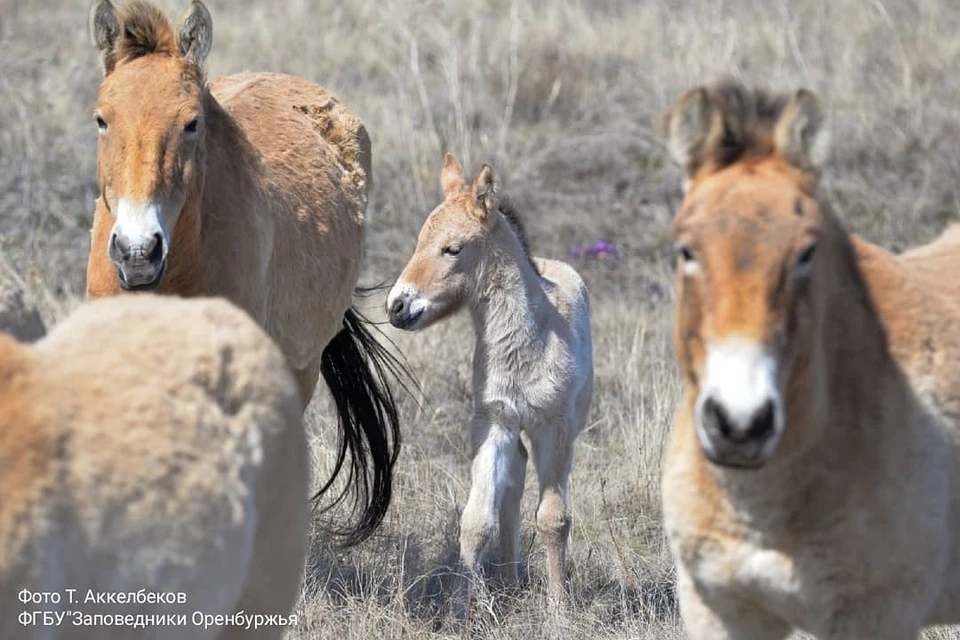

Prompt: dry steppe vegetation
[{"left": 3, "top": 0, "right": 960, "bottom": 637}]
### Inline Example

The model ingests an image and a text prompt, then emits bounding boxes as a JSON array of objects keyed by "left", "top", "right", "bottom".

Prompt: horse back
[{"left": 203, "top": 72, "right": 372, "bottom": 367}]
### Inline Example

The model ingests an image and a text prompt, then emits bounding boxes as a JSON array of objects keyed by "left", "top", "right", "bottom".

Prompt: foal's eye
[
  {"left": 95, "top": 114, "right": 108, "bottom": 132},
  {"left": 183, "top": 118, "right": 200, "bottom": 135},
  {"left": 796, "top": 243, "right": 818, "bottom": 274},
  {"left": 441, "top": 245, "right": 461, "bottom": 256}
]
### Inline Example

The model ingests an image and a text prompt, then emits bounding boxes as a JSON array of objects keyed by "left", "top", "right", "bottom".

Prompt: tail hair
[{"left": 314, "top": 305, "right": 412, "bottom": 546}]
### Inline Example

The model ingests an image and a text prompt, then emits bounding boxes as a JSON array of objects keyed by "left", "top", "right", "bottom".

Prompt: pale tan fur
[
  {"left": 85, "top": 0, "right": 371, "bottom": 403},
  {"left": 0, "top": 294, "right": 305, "bottom": 640},
  {"left": 386, "top": 155, "right": 593, "bottom": 611},
  {"left": 661, "top": 80, "right": 960, "bottom": 639}
]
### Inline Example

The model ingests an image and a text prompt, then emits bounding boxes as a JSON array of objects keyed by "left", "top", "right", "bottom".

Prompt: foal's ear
[
  {"left": 176, "top": 0, "right": 213, "bottom": 70},
  {"left": 665, "top": 86, "right": 725, "bottom": 186},
  {"left": 471, "top": 164, "right": 498, "bottom": 221},
  {"left": 90, "top": 0, "right": 120, "bottom": 74},
  {"left": 773, "top": 89, "right": 830, "bottom": 173},
  {"left": 440, "top": 153, "right": 466, "bottom": 198}
]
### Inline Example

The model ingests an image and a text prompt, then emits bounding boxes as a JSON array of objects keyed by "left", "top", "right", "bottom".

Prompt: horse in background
[
  {"left": 84, "top": 0, "right": 404, "bottom": 544},
  {"left": 661, "top": 80, "right": 960, "bottom": 639},
  {"left": 387, "top": 154, "right": 593, "bottom": 610}
]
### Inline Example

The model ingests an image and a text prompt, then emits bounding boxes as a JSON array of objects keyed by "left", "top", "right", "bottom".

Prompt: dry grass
[{"left": 3, "top": 0, "right": 960, "bottom": 637}]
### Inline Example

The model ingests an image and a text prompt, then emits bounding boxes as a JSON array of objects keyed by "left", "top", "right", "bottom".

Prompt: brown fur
[
  {"left": 662, "top": 81, "right": 960, "bottom": 638},
  {"left": 85, "top": 0, "right": 371, "bottom": 403},
  {"left": 0, "top": 294, "right": 305, "bottom": 640}
]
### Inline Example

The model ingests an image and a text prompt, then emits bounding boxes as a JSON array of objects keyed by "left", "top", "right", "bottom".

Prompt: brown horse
[
  {"left": 1, "top": 294, "right": 305, "bottom": 640},
  {"left": 661, "top": 80, "right": 960, "bottom": 638},
  {"left": 84, "top": 0, "right": 403, "bottom": 543}
]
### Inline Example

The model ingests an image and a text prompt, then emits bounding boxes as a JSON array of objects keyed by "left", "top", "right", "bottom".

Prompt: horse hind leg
[
  {"left": 532, "top": 428, "right": 574, "bottom": 607},
  {"left": 295, "top": 359, "right": 322, "bottom": 407}
]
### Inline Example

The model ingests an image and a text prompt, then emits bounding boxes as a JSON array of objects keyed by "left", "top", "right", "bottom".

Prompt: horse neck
[
  {"left": 161, "top": 90, "right": 231, "bottom": 297},
  {"left": 468, "top": 213, "right": 546, "bottom": 360},
  {"left": 161, "top": 185, "right": 204, "bottom": 296}
]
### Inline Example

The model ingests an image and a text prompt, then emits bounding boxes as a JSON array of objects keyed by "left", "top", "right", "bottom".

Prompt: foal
[
  {"left": 387, "top": 155, "right": 593, "bottom": 605},
  {"left": 661, "top": 80, "right": 960, "bottom": 639}
]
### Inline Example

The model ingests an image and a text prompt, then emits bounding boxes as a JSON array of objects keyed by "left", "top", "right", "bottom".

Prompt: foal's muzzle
[{"left": 385, "top": 284, "right": 425, "bottom": 330}]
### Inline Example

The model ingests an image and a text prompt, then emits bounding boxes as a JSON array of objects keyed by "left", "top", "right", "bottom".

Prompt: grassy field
[{"left": 4, "top": 0, "right": 960, "bottom": 637}]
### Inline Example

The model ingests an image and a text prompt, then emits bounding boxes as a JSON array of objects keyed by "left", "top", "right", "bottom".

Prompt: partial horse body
[
  {"left": 661, "top": 80, "right": 960, "bottom": 639},
  {"left": 84, "top": 0, "right": 401, "bottom": 543},
  {"left": 0, "top": 294, "right": 305, "bottom": 640},
  {"left": 387, "top": 155, "right": 593, "bottom": 609}
]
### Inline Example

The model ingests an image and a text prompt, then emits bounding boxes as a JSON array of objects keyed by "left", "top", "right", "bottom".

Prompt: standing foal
[{"left": 387, "top": 155, "right": 593, "bottom": 606}]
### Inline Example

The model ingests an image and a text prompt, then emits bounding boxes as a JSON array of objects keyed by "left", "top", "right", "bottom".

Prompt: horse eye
[
  {"left": 441, "top": 245, "right": 461, "bottom": 256},
  {"left": 183, "top": 118, "right": 199, "bottom": 135},
  {"left": 95, "top": 114, "right": 108, "bottom": 131},
  {"left": 796, "top": 243, "right": 818, "bottom": 272},
  {"left": 675, "top": 243, "right": 696, "bottom": 263}
]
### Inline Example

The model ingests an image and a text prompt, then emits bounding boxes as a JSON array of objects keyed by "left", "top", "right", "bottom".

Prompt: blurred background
[{"left": 3, "top": 0, "right": 960, "bottom": 637}]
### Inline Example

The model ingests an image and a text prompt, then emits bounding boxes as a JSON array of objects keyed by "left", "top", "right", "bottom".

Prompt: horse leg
[
  {"left": 495, "top": 437, "right": 528, "bottom": 589},
  {"left": 677, "top": 568, "right": 791, "bottom": 640},
  {"left": 531, "top": 427, "right": 574, "bottom": 607},
  {"left": 295, "top": 359, "right": 321, "bottom": 407},
  {"left": 454, "top": 403, "right": 522, "bottom": 619}
]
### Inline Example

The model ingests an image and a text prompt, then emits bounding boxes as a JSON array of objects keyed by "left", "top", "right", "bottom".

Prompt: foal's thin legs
[
  {"left": 496, "top": 437, "right": 527, "bottom": 587},
  {"left": 532, "top": 429, "right": 574, "bottom": 606},
  {"left": 455, "top": 403, "right": 522, "bottom": 617}
]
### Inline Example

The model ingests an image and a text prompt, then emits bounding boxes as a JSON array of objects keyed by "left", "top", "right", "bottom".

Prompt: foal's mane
[
  {"left": 497, "top": 195, "right": 540, "bottom": 275},
  {"left": 114, "top": 1, "right": 178, "bottom": 63}
]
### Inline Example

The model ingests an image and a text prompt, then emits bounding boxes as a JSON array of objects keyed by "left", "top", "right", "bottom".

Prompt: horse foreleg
[{"left": 454, "top": 403, "right": 522, "bottom": 618}]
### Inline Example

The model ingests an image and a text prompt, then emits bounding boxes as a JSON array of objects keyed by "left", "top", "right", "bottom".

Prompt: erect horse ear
[
  {"left": 90, "top": 0, "right": 120, "bottom": 74},
  {"left": 665, "top": 86, "right": 725, "bottom": 187},
  {"left": 471, "top": 164, "right": 498, "bottom": 222},
  {"left": 773, "top": 88, "right": 830, "bottom": 173},
  {"left": 440, "top": 153, "right": 466, "bottom": 198},
  {"left": 176, "top": 0, "right": 213, "bottom": 70}
]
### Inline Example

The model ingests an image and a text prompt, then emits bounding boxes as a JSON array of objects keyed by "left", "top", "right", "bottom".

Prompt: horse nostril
[
  {"left": 390, "top": 297, "right": 405, "bottom": 317},
  {"left": 746, "top": 399, "right": 776, "bottom": 441},
  {"left": 703, "top": 397, "right": 733, "bottom": 439},
  {"left": 148, "top": 232, "right": 164, "bottom": 264}
]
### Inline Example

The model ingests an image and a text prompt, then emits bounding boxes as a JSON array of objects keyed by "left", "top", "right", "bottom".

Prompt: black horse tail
[{"left": 314, "top": 305, "right": 408, "bottom": 546}]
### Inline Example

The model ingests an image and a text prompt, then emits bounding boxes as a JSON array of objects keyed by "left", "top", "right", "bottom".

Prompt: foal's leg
[
  {"left": 455, "top": 402, "right": 522, "bottom": 617},
  {"left": 531, "top": 427, "right": 574, "bottom": 606},
  {"left": 495, "top": 437, "right": 527, "bottom": 588}
]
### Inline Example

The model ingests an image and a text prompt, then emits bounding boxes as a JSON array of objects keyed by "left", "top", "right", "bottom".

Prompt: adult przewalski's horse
[
  {"left": 387, "top": 155, "right": 593, "bottom": 609},
  {"left": 0, "top": 294, "right": 305, "bottom": 640},
  {"left": 661, "top": 80, "right": 960, "bottom": 638},
  {"left": 84, "top": 0, "right": 402, "bottom": 543}
]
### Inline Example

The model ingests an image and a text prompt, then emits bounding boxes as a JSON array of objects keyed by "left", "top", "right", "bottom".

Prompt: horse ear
[
  {"left": 471, "top": 164, "right": 498, "bottom": 221},
  {"left": 666, "top": 86, "right": 725, "bottom": 187},
  {"left": 774, "top": 89, "right": 830, "bottom": 173},
  {"left": 176, "top": 0, "right": 213, "bottom": 70},
  {"left": 440, "top": 153, "right": 465, "bottom": 198},
  {"left": 90, "top": 0, "right": 120, "bottom": 74}
]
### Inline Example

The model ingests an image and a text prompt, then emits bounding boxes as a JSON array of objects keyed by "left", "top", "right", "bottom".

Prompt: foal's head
[
  {"left": 666, "top": 81, "right": 834, "bottom": 469},
  {"left": 387, "top": 154, "right": 504, "bottom": 330},
  {"left": 89, "top": 0, "right": 212, "bottom": 290}
]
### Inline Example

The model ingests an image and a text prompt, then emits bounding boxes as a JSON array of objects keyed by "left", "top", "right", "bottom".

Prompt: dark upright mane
[{"left": 498, "top": 195, "right": 540, "bottom": 275}]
